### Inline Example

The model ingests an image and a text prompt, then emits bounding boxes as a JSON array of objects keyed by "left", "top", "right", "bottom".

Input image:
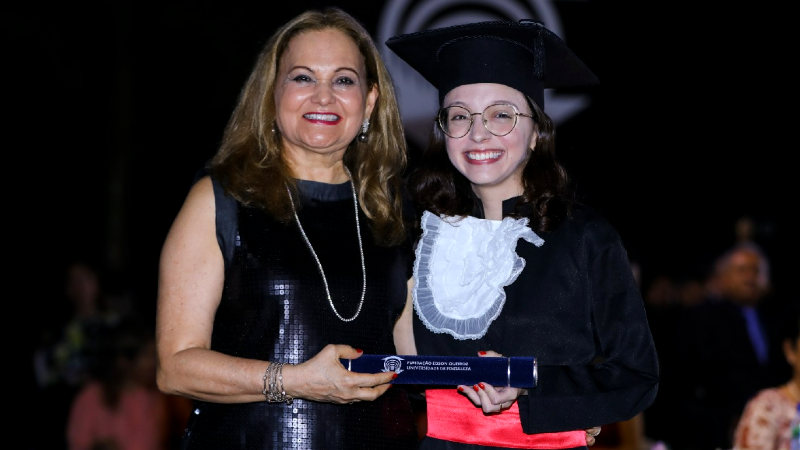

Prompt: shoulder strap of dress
[{"left": 194, "top": 168, "right": 237, "bottom": 269}]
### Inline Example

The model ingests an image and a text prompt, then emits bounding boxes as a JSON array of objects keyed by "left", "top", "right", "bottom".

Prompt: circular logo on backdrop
[{"left": 376, "top": 0, "right": 591, "bottom": 150}]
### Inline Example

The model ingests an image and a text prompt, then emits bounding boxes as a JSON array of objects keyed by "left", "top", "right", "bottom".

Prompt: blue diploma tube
[{"left": 340, "top": 354, "right": 537, "bottom": 388}]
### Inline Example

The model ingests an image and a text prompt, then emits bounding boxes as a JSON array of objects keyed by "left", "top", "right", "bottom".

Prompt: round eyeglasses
[{"left": 436, "top": 103, "right": 535, "bottom": 139}]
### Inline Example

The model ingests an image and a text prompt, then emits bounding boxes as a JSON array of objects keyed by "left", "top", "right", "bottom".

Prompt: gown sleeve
[{"left": 516, "top": 211, "right": 660, "bottom": 433}]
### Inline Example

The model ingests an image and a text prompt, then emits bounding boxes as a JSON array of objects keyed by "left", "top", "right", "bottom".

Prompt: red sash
[{"left": 425, "top": 389, "right": 585, "bottom": 449}]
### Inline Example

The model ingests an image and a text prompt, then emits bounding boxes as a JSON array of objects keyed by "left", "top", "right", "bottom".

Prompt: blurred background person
[
  {"left": 66, "top": 323, "right": 168, "bottom": 450},
  {"left": 732, "top": 303, "right": 800, "bottom": 450},
  {"left": 640, "top": 265, "right": 711, "bottom": 446},
  {"left": 66, "top": 319, "right": 185, "bottom": 450},
  {"left": 667, "top": 242, "right": 790, "bottom": 449},
  {"left": 33, "top": 258, "right": 130, "bottom": 449},
  {"left": 34, "top": 259, "right": 125, "bottom": 388}
]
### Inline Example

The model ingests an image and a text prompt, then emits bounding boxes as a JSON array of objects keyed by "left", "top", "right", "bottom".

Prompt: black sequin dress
[{"left": 181, "top": 176, "right": 419, "bottom": 450}]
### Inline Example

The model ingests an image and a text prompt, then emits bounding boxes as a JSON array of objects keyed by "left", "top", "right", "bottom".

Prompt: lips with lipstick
[{"left": 304, "top": 113, "right": 341, "bottom": 123}]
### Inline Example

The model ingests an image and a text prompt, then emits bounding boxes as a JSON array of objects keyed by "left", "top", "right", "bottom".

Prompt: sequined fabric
[{"left": 182, "top": 178, "right": 419, "bottom": 450}]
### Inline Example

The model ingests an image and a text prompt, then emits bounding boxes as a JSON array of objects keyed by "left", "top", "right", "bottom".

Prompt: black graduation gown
[{"left": 413, "top": 199, "right": 659, "bottom": 445}]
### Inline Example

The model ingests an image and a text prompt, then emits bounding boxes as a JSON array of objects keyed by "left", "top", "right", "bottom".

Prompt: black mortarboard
[{"left": 385, "top": 19, "right": 599, "bottom": 109}]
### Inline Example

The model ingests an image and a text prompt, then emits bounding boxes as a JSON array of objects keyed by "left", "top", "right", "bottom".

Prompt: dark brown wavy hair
[
  {"left": 406, "top": 95, "right": 576, "bottom": 234},
  {"left": 208, "top": 7, "right": 408, "bottom": 246}
]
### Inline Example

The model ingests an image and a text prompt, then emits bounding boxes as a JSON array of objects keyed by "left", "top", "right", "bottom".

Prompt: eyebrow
[
  {"left": 445, "top": 100, "right": 522, "bottom": 109},
  {"left": 287, "top": 65, "right": 361, "bottom": 76}
]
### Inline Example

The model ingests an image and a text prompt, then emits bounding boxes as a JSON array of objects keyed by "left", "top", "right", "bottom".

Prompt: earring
[{"left": 357, "top": 119, "right": 369, "bottom": 143}]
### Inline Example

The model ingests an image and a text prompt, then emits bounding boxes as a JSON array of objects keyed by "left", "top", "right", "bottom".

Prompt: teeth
[
  {"left": 466, "top": 151, "right": 502, "bottom": 160},
  {"left": 304, "top": 113, "right": 338, "bottom": 121}
]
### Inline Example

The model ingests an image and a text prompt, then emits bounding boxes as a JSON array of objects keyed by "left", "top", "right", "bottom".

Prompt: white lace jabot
[{"left": 412, "top": 210, "right": 545, "bottom": 340}]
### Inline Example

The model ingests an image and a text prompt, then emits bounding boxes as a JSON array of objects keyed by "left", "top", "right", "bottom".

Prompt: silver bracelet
[
  {"left": 262, "top": 361, "right": 293, "bottom": 405},
  {"left": 261, "top": 363, "right": 272, "bottom": 401}
]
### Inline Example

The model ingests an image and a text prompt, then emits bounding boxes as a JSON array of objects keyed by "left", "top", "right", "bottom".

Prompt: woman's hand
[
  {"left": 455, "top": 350, "right": 602, "bottom": 446},
  {"left": 283, "top": 344, "right": 397, "bottom": 404},
  {"left": 456, "top": 350, "right": 525, "bottom": 414},
  {"left": 458, "top": 380, "right": 523, "bottom": 414},
  {"left": 455, "top": 350, "right": 602, "bottom": 444}
]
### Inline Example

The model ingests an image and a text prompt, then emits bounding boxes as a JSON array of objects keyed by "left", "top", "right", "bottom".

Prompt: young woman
[{"left": 387, "top": 19, "right": 659, "bottom": 449}]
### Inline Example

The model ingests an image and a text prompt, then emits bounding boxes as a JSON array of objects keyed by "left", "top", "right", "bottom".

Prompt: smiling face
[
  {"left": 274, "top": 28, "right": 377, "bottom": 168},
  {"left": 442, "top": 83, "right": 536, "bottom": 199}
]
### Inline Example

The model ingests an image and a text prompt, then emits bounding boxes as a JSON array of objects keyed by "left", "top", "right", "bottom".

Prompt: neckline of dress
[{"left": 295, "top": 179, "right": 351, "bottom": 202}]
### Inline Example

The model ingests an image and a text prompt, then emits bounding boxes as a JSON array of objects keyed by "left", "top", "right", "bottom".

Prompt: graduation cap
[{"left": 385, "top": 19, "right": 599, "bottom": 110}]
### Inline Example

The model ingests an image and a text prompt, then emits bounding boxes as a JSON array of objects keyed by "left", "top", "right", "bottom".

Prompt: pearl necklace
[{"left": 285, "top": 172, "right": 366, "bottom": 322}]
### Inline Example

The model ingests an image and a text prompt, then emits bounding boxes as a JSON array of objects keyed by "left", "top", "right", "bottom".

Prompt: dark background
[{"left": 12, "top": 1, "right": 789, "bottom": 327}]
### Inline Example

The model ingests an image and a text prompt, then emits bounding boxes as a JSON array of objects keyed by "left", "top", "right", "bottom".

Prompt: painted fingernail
[
  {"left": 478, "top": 383, "right": 485, "bottom": 390},
  {"left": 473, "top": 385, "right": 480, "bottom": 392},
  {"left": 478, "top": 351, "right": 487, "bottom": 355},
  {"left": 355, "top": 349, "right": 363, "bottom": 353},
  {"left": 457, "top": 386, "right": 464, "bottom": 392},
  {"left": 392, "top": 373, "right": 398, "bottom": 379}
]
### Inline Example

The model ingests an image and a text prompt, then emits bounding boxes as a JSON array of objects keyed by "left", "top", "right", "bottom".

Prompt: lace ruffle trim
[{"left": 412, "top": 211, "right": 544, "bottom": 340}]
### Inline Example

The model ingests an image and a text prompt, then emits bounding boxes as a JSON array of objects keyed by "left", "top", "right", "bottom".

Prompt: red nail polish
[
  {"left": 479, "top": 383, "right": 485, "bottom": 390},
  {"left": 478, "top": 351, "right": 487, "bottom": 355},
  {"left": 457, "top": 386, "right": 464, "bottom": 392},
  {"left": 473, "top": 385, "right": 480, "bottom": 392},
  {"left": 355, "top": 349, "right": 363, "bottom": 353},
  {"left": 392, "top": 373, "right": 398, "bottom": 379}
]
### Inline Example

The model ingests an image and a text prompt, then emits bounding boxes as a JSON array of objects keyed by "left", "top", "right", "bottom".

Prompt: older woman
[{"left": 155, "top": 8, "right": 418, "bottom": 449}]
